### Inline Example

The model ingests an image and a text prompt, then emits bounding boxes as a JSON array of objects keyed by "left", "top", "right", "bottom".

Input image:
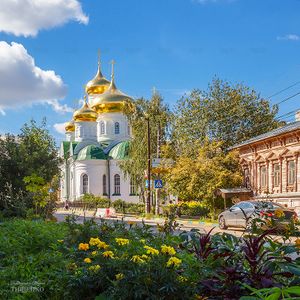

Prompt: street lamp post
[{"left": 145, "top": 114, "right": 151, "bottom": 214}]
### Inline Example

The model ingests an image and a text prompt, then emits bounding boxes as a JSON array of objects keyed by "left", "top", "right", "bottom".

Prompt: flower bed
[{"left": 0, "top": 217, "right": 300, "bottom": 299}]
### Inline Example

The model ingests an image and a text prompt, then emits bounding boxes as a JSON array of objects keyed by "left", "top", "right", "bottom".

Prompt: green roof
[
  {"left": 77, "top": 145, "right": 106, "bottom": 161},
  {"left": 109, "top": 141, "right": 130, "bottom": 160},
  {"left": 62, "top": 141, "right": 70, "bottom": 159}
]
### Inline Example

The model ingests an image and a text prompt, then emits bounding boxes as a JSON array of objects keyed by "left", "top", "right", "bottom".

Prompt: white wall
[
  {"left": 74, "top": 121, "right": 97, "bottom": 142},
  {"left": 97, "top": 112, "right": 130, "bottom": 143}
]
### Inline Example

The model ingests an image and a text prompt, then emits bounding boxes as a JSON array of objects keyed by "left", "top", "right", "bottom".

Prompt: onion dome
[
  {"left": 77, "top": 145, "right": 106, "bottom": 160},
  {"left": 65, "top": 120, "right": 75, "bottom": 132},
  {"left": 85, "top": 52, "right": 110, "bottom": 95},
  {"left": 73, "top": 97, "right": 98, "bottom": 122},
  {"left": 90, "top": 60, "right": 133, "bottom": 113}
]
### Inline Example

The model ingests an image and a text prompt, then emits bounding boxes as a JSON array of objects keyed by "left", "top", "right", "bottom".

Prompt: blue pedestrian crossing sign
[{"left": 154, "top": 179, "right": 163, "bottom": 189}]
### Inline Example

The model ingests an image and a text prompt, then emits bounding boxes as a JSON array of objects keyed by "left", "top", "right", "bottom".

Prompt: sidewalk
[{"left": 55, "top": 208, "right": 219, "bottom": 229}]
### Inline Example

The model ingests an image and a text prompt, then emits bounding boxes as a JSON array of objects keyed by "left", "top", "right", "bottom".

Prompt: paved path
[{"left": 54, "top": 208, "right": 295, "bottom": 241}]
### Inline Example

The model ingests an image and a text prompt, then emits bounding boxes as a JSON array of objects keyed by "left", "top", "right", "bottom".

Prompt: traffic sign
[
  {"left": 154, "top": 179, "right": 163, "bottom": 189},
  {"left": 145, "top": 180, "right": 152, "bottom": 188}
]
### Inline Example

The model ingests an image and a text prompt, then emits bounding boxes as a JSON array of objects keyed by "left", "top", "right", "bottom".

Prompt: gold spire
[
  {"left": 85, "top": 51, "right": 110, "bottom": 95},
  {"left": 90, "top": 60, "right": 133, "bottom": 113},
  {"left": 73, "top": 96, "right": 98, "bottom": 122}
]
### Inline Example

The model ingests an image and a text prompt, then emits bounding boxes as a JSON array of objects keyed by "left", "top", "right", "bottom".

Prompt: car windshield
[{"left": 252, "top": 202, "right": 284, "bottom": 210}]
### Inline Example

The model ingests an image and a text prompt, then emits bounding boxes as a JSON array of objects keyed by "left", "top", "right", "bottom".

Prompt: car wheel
[{"left": 219, "top": 216, "right": 228, "bottom": 230}]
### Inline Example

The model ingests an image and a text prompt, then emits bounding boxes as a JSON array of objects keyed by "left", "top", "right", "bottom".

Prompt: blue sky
[{"left": 0, "top": 0, "right": 300, "bottom": 143}]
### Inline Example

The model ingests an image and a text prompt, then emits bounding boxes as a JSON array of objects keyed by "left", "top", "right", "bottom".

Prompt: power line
[
  {"left": 266, "top": 80, "right": 300, "bottom": 100},
  {"left": 273, "top": 91, "right": 300, "bottom": 106}
]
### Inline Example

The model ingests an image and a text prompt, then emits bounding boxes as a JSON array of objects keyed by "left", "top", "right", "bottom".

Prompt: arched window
[
  {"left": 100, "top": 121, "right": 105, "bottom": 135},
  {"left": 130, "top": 178, "right": 137, "bottom": 195},
  {"left": 82, "top": 174, "right": 88, "bottom": 194},
  {"left": 114, "top": 174, "right": 121, "bottom": 195},
  {"left": 103, "top": 174, "right": 107, "bottom": 195},
  {"left": 115, "top": 122, "right": 120, "bottom": 134}
]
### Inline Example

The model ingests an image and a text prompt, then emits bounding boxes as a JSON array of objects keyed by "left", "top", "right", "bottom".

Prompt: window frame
[
  {"left": 288, "top": 160, "right": 296, "bottom": 185},
  {"left": 114, "top": 174, "right": 121, "bottom": 195},
  {"left": 115, "top": 122, "right": 120, "bottom": 134},
  {"left": 82, "top": 174, "right": 88, "bottom": 194}
]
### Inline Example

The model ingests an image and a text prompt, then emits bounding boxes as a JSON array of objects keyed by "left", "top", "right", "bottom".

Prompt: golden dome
[
  {"left": 85, "top": 53, "right": 110, "bottom": 95},
  {"left": 73, "top": 97, "right": 98, "bottom": 122},
  {"left": 65, "top": 120, "right": 75, "bottom": 132},
  {"left": 90, "top": 61, "right": 133, "bottom": 113}
]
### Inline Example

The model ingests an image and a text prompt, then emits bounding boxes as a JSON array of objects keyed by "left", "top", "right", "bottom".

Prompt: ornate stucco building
[
  {"left": 59, "top": 57, "right": 139, "bottom": 203},
  {"left": 232, "top": 113, "right": 300, "bottom": 210}
]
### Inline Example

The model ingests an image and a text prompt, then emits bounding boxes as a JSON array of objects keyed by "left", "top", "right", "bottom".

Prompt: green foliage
[
  {"left": 0, "top": 119, "right": 61, "bottom": 217},
  {"left": 81, "top": 193, "right": 111, "bottom": 209},
  {"left": 0, "top": 218, "right": 300, "bottom": 299},
  {"left": 112, "top": 199, "right": 144, "bottom": 214},
  {"left": 120, "top": 92, "right": 171, "bottom": 200},
  {"left": 173, "top": 78, "right": 282, "bottom": 155},
  {"left": 165, "top": 141, "right": 243, "bottom": 206}
]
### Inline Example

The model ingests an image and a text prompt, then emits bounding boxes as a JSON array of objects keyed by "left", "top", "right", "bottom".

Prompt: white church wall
[
  {"left": 109, "top": 160, "right": 139, "bottom": 203},
  {"left": 74, "top": 160, "right": 107, "bottom": 199},
  {"left": 97, "top": 112, "right": 130, "bottom": 143},
  {"left": 74, "top": 121, "right": 97, "bottom": 142}
]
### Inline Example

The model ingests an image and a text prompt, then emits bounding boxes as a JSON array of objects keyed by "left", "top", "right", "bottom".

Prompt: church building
[{"left": 59, "top": 57, "right": 139, "bottom": 203}]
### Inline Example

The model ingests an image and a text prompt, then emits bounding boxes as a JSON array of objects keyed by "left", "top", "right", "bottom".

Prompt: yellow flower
[
  {"left": 84, "top": 258, "right": 92, "bottom": 263},
  {"left": 115, "top": 273, "right": 125, "bottom": 280},
  {"left": 89, "top": 265, "right": 101, "bottom": 272},
  {"left": 91, "top": 251, "right": 98, "bottom": 256},
  {"left": 97, "top": 241, "right": 109, "bottom": 249},
  {"left": 140, "top": 239, "right": 146, "bottom": 244},
  {"left": 274, "top": 209, "right": 285, "bottom": 218},
  {"left": 141, "top": 254, "right": 150, "bottom": 261},
  {"left": 295, "top": 238, "right": 300, "bottom": 248},
  {"left": 131, "top": 255, "right": 145, "bottom": 263},
  {"left": 166, "top": 257, "right": 182, "bottom": 268},
  {"left": 177, "top": 275, "right": 188, "bottom": 282},
  {"left": 161, "top": 245, "right": 176, "bottom": 256},
  {"left": 89, "top": 237, "right": 101, "bottom": 246},
  {"left": 57, "top": 239, "right": 64, "bottom": 243},
  {"left": 144, "top": 245, "right": 159, "bottom": 255},
  {"left": 115, "top": 238, "right": 130, "bottom": 246},
  {"left": 103, "top": 251, "right": 114, "bottom": 258},
  {"left": 78, "top": 243, "right": 89, "bottom": 251}
]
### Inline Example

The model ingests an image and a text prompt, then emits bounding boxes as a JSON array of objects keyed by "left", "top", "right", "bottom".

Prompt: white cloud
[
  {"left": 46, "top": 99, "right": 73, "bottom": 114},
  {"left": 53, "top": 122, "right": 67, "bottom": 135},
  {"left": 277, "top": 34, "right": 300, "bottom": 41},
  {"left": 0, "top": 41, "right": 70, "bottom": 113},
  {"left": 0, "top": 0, "right": 88, "bottom": 37}
]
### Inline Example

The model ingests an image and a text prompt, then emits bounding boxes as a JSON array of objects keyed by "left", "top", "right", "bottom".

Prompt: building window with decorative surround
[
  {"left": 114, "top": 174, "right": 121, "bottom": 195},
  {"left": 288, "top": 161, "right": 296, "bottom": 185},
  {"left": 82, "top": 174, "right": 88, "bottom": 194},
  {"left": 260, "top": 166, "right": 267, "bottom": 188},
  {"left": 103, "top": 174, "right": 107, "bottom": 195},
  {"left": 273, "top": 164, "right": 280, "bottom": 187},
  {"left": 115, "top": 122, "right": 120, "bottom": 134}
]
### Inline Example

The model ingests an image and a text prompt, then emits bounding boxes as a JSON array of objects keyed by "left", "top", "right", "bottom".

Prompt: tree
[
  {"left": 173, "top": 78, "right": 283, "bottom": 156},
  {"left": 0, "top": 119, "right": 61, "bottom": 216},
  {"left": 165, "top": 141, "right": 243, "bottom": 209},
  {"left": 120, "top": 92, "right": 171, "bottom": 201}
]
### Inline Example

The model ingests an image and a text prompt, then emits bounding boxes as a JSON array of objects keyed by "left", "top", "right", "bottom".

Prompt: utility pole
[
  {"left": 155, "top": 123, "right": 161, "bottom": 215},
  {"left": 146, "top": 115, "right": 151, "bottom": 214}
]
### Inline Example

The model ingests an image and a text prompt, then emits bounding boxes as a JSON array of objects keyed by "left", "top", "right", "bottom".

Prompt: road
[{"left": 54, "top": 209, "right": 256, "bottom": 238}]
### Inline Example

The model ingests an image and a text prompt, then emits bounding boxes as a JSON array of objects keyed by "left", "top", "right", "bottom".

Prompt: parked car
[{"left": 218, "top": 201, "right": 297, "bottom": 230}]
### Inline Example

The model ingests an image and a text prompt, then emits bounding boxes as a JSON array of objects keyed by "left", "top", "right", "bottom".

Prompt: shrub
[
  {"left": 112, "top": 199, "right": 126, "bottom": 213},
  {"left": 180, "top": 201, "right": 209, "bottom": 217}
]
